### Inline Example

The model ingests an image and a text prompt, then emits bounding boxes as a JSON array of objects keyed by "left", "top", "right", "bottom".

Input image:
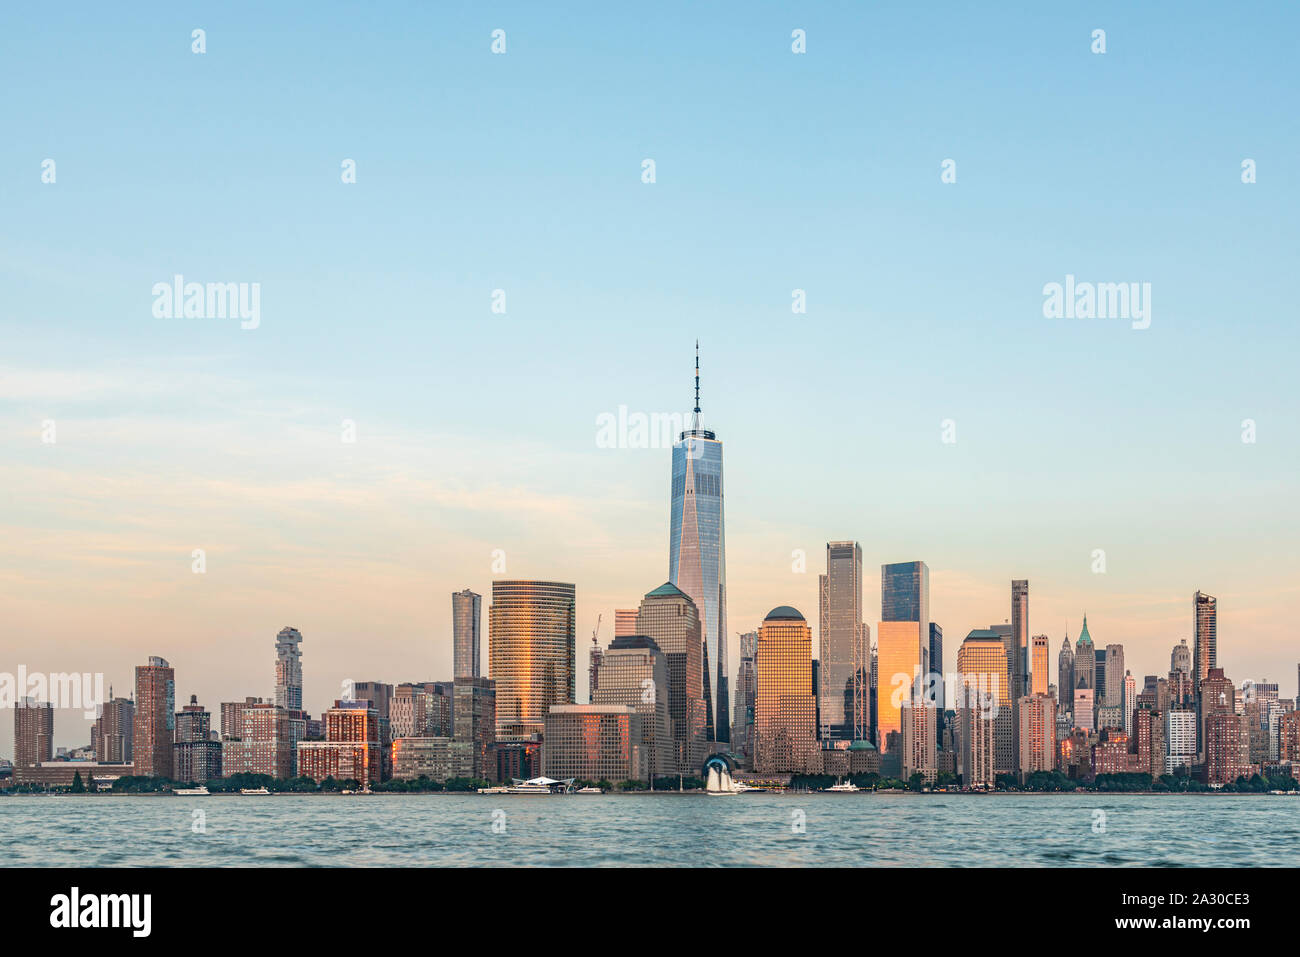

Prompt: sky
[{"left": 1, "top": 1, "right": 1297, "bottom": 755}]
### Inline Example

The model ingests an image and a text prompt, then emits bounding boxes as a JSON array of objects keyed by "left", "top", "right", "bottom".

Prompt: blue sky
[{"left": 1, "top": 1, "right": 1297, "bottom": 751}]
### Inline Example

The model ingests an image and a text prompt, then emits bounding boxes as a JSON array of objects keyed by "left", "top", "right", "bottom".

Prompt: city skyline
[{"left": 3, "top": 4, "right": 1298, "bottom": 760}]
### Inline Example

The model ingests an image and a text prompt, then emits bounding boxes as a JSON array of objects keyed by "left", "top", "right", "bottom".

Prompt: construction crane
[{"left": 588, "top": 613, "right": 603, "bottom": 702}]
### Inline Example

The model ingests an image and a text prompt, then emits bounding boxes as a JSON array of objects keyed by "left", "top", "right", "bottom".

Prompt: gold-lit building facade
[
  {"left": 635, "top": 582, "right": 706, "bottom": 773},
  {"left": 488, "top": 580, "right": 576, "bottom": 738},
  {"left": 754, "top": 606, "right": 817, "bottom": 774}
]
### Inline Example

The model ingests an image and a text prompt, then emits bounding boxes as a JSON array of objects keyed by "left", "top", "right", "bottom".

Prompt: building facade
[{"left": 488, "top": 580, "right": 576, "bottom": 738}]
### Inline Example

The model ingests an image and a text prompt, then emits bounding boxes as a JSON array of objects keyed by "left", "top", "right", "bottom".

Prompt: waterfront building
[
  {"left": 133, "top": 656, "right": 175, "bottom": 778},
  {"left": 1018, "top": 693, "right": 1056, "bottom": 778},
  {"left": 1165, "top": 710, "right": 1198, "bottom": 775},
  {"left": 668, "top": 344, "right": 729, "bottom": 744},
  {"left": 753, "top": 606, "right": 818, "bottom": 774},
  {"left": 956, "top": 630, "right": 1013, "bottom": 775},
  {"left": 489, "top": 580, "right": 576, "bottom": 737},
  {"left": 173, "top": 694, "right": 221, "bottom": 783},
  {"left": 635, "top": 582, "right": 706, "bottom": 773},
  {"left": 592, "top": 635, "right": 673, "bottom": 781},
  {"left": 542, "top": 704, "right": 644, "bottom": 782},
  {"left": 297, "top": 700, "right": 383, "bottom": 787},
  {"left": 391, "top": 736, "right": 453, "bottom": 782},
  {"left": 223, "top": 701, "right": 295, "bottom": 779},
  {"left": 14, "top": 698, "right": 53, "bottom": 769},
  {"left": 453, "top": 677, "right": 496, "bottom": 779}
]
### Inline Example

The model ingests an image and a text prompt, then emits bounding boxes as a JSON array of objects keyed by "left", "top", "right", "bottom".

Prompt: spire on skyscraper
[{"left": 692, "top": 339, "right": 701, "bottom": 431}]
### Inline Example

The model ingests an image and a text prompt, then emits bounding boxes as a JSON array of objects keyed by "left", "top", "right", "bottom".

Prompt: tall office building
[
  {"left": 818, "top": 541, "right": 867, "bottom": 741},
  {"left": 1031, "top": 635, "right": 1049, "bottom": 696},
  {"left": 1123, "top": 672, "right": 1137, "bottom": 735},
  {"left": 14, "top": 698, "right": 53, "bottom": 769},
  {"left": 1011, "top": 580, "right": 1029, "bottom": 702},
  {"left": 452, "top": 589, "right": 482, "bottom": 680},
  {"left": 929, "top": 622, "right": 944, "bottom": 744},
  {"left": 1018, "top": 694, "right": 1056, "bottom": 778},
  {"left": 636, "top": 582, "right": 706, "bottom": 773},
  {"left": 592, "top": 635, "right": 674, "bottom": 781},
  {"left": 93, "top": 692, "right": 134, "bottom": 764},
  {"left": 753, "top": 606, "right": 818, "bottom": 774},
  {"left": 274, "top": 626, "right": 303, "bottom": 712},
  {"left": 1104, "top": 645, "right": 1126, "bottom": 708},
  {"left": 543, "top": 705, "right": 645, "bottom": 782},
  {"left": 732, "top": 630, "right": 757, "bottom": 762},
  {"left": 1171, "top": 638, "right": 1192, "bottom": 676},
  {"left": 488, "top": 580, "right": 576, "bottom": 737},
  {"left": 453, "top": 677, "right": 496, "bottom": 780},
  {"left": 1074, "top": 619, "right": 1096, "bottom": 722},
  {"left": 1058, "top": 636, "right": 1075, "bottom": 714},
  {"left": 957, "top": 630, "right": 1013, "bottom": 775},
  {"left": 133, "top": 656, "right": 175, "bottom": 778},
  {"left": 1193, "top": 591, "right": 1217, "bottom": 696},
  {"left": 877, "top": 561, "right": 930, "bottom": 752},
  {"left": 669, "top": 343, "right": 729, "bottom": 744}
]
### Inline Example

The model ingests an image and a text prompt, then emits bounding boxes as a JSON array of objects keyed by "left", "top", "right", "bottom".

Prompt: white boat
[
  {"left": 505, "top": 776, "right": 574, "bottom": 794},
  {"left": 575, "top": 786, "right": 603, "bottom": 794},
  {"left": 705, "top": 765, "right": 742, "bottom": 795},
  {"left": 477, "top": 785, "right": 509, "bottom": 794},
  {"left": 172, "top": 786, "right": 209, "bottom": 795},
  {"left": 239, "top": 787, "right": 271, "bottom": 795},
  {"left": 825, "top": 780, "right": 860, "bottom": 793}
]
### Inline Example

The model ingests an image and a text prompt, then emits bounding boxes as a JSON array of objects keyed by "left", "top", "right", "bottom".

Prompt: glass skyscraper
[
  {"left": 488, "top": 580, "right": 576, "bottom": 738},
  {"left": 452, "top": 588, "right": 481, "bottom": 680},
  {"left": 877, "top": 560, "right": 930, "bottom": 752},
  {"left": 819, "top": 541, "right": 866, "bottom": 741},
  {"left": 669, "top": 344, "right": 728, "bottom": 744}
]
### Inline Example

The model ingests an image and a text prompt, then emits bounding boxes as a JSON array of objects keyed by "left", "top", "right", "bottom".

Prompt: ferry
[
  {"left": 575, "top": 786, "right": 604, "bottom": 794},
  {"left": 239, "top": 787, "right": 272, "bottom": 795},
  {"left": 505, "top": 776, "right": 575, "bottom": 795},
  {"left": 477, "top": 785, "right": 509, "bottom": 794},
  {"left": 824, "top": 781, "right": 860, "bottom": 793},
  {"left": 172, "top": 786, "right": 209, "bottom": 795}
]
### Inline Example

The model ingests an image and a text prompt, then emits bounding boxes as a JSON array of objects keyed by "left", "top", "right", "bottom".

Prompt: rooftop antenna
[{"left": 692, "top": 339, "right": 702, "bottom": 431}]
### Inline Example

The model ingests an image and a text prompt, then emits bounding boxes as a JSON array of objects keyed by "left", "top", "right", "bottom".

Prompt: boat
[
  {"left": 239, "top": 787, "right": 272, "bottom": 795},
  {"left": 705, "top": 765, "right": 740, "bottom": 795},
  {"left": 172, "top": 786, "right": 209, "bottom": 795},
  {"left": 477, "top": 785, "right": 509, "bottom": 794},
  {"left": 825, "top": 780, "right": 860, "bottom": 793},
  {"left": 505, "top": 776, "right": 575, "bottom": 794},
  {"left": 575, "top": 786, "right": 604, "bottom": 794}
]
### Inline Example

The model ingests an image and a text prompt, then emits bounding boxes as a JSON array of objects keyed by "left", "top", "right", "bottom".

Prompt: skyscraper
[
  {"left": 1058, "top": 636, "right": 1075, "bottom": 714},
  {"left": 1193, "top": 591, "right": 1217, "bottom": 696},
  {"left": 957, "top": 630, "right": 1013, "bottom": 775},
  {"left": 877, "top": 561, "right": 930, "bottom": 752},
  {"left": 14, "top": 698, "right": 53, "bottom": 769},
  {"left": 174, "top": 694, "right": 221, "bottom": 783},
  {"left": 274, "top": 626, "right": 303, "bottom": 712},
  {"left": 592, "top": 635, "right": 674, "bottom": 781},
  {"left": 488, "top": 580, "right": 576, "bottom": 738},
  {"left": 93, "top": 692, "right": 133, "bottom": 764},
  {"left": 1011, "top": 579, "right": 1029, "bottom": 702},
  {"left": 1031, "top": 635, "right": 1049, "bottom": 696},
  {"left": 452, "top": 589, "right": 482, "bottom": 680},
  {"left": 753, "top": 606, "right": 818, "bottom": 774},
  {"left": 636, "top": 582, "right": 706, "bottom": 773},
  {"left": 1104, "top": 644, "right": 1126, "bottom": 708},
  {"left": 733, "top": 630, "right": 757, "bottom": 761},
  {"left": 818, "top": 541, "right": 866, "bottom": 741},
  {"left": 669, "top": 343, "right": 728, "bottom": 744},
  {"left": 133, "top": 656, "right": 175, "bottom": 778},
  {"left": 1171, "top": 638, "right": 1192, "bottom": 676}
]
